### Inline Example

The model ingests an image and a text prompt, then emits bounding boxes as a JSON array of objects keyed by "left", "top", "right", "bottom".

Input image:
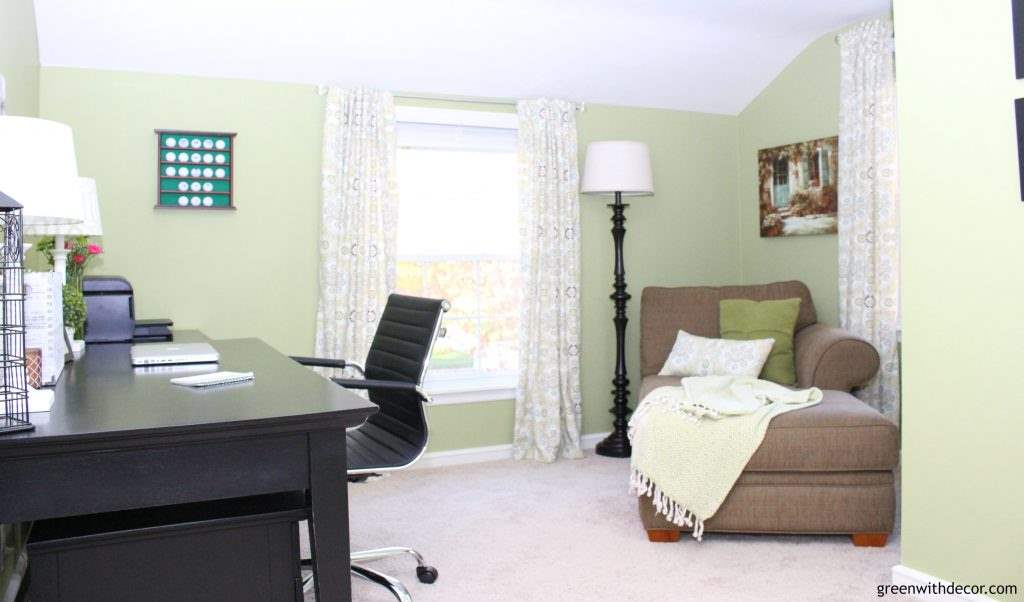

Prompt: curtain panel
[
  {"left": 837, "top": 19, "right": 900, "bottom": 421},
  {"left": 514, "top": 98, "right": 584, "bottom": 462},
  {"left": 315, "top": 87, "right": 398, "bottom": 371}
]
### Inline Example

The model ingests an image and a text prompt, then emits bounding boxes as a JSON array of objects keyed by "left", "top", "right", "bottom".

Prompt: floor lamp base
[{"left": 594, "top": 430, "right": 631, "bottom": 458}]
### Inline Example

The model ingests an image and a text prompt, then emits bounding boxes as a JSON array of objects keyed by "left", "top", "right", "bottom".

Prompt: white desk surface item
[
  {"left": 28, "top": 387, "right": 55, "bottom": 413},
  {"left": 170, "top": 371, "right": 255, "bottom": 388}
]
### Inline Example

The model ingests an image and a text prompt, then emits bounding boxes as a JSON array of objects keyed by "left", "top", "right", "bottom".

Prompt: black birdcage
[{"left": 0, "top": 189, "right": 31, "bottom": 435}]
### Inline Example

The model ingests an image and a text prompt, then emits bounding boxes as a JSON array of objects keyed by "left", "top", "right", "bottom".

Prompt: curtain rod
[
  {"left": 315, "top": 85, "right": 584, "bottom": 112},
  {"left": 395, "top": 92, "right": 518, "bottom": 107}
]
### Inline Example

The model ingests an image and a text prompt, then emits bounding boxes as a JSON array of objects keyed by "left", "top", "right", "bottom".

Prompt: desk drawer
[
  {"left": 27, "top": 493, "right": 306, "bottom": 601},
  {"left": 0, "top": 434, "right": 310, "bottom": 523}
]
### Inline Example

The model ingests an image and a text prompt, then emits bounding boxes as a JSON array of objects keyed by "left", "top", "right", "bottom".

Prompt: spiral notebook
[{"left": 170, "top": 371, "right": 255, "bottom": 388}]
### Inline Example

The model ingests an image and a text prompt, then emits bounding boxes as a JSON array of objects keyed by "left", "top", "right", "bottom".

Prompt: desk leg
[{"left": 308, "top": 430, "right": 351, "bottom": 601}]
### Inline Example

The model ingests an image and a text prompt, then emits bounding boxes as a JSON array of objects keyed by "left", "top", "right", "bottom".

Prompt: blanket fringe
[{"left": 629, "top": 468, "right": 705, "bottom": 541}]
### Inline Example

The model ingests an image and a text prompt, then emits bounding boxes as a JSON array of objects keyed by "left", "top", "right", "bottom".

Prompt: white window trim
[
  {"left": 395, "top": 105, "right": 518, "bottom": 130},
  {"left": 423, "top": 372, "right": 516, "bottom": 405}
]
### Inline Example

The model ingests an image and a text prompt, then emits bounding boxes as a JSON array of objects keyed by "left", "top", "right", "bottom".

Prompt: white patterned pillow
[{"left": 658, "top": 330, "right": 775, "bottom": 378}]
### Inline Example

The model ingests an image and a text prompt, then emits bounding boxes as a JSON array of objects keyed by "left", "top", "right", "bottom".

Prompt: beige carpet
[{"left": 303, "top": 454, "right": 899, "bottom": 601}]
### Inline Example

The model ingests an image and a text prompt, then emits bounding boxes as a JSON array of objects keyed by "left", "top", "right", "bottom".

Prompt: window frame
[{"left": 394, "top": 105, "right": 519, "bottom": 404}]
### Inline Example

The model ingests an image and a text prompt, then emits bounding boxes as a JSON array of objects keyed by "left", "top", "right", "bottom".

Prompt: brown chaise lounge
[{"left": 637, "top": 281, "right": 898, "bottom": 547}]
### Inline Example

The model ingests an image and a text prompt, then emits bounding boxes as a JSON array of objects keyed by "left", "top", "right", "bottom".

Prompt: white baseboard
[
  {"left": 412, "top": 431, "right": 611, "bottom": 470},
  {"left": 891, "top": 565, "right": 996, "bottom": 601}
]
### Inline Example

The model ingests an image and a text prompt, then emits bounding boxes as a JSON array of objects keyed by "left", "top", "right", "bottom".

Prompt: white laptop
[{"left": 130, "top": 342, "right": 220, "bottom": 366}]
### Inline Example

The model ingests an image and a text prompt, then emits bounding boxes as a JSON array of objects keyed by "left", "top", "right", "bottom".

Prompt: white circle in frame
[
  {"left": 202, "top": 196, "right": 214, "bottom": 207},
  {"left": 177, "top": 152, "right": 189, "bottom": 162},
  {"left": 215, "top": 168, "right": 225, "bottom": 178},
  {"left": 203, "top": 139, "right": 213, "bottom": 149},
  {"left": 190, "top": 196, "right": 201, "bottom": 206},
  {"left": 190, "top": 182, "right": 201, "bottom": 192},
  {"left": 190, "top": 168, "right": 201, "bottom": 177},
  {"left": 177, "top": 167, "right": 189, "bottom": 177},
  {"left": 203, "top": 168, "right": 213, "bottom": 177},
  {"left": 166, "top": 138, "right": 177, "bottom": 148},
  {"left": 190, "top": 139, "right": 201, "bottom": 149},
  {"left": 202, "top": 182, "right": 213, "bottom": 192},
  {"left": 164, "top": 166, "right": 176, "bottom": 176},
  {"left": 215, "top": 154, "right": 226, "bottom": 164},
  {"left": 202, "top": 153, "right": 213, "bottom": 164},
  {"left": 215, "top": 139, "right": 226, "bottom": 150},
  {"left": 165, "top": 151, "right": 177, "bottom": 162},
  {"left": 190, "top": 153, "right": 201, "bottom": 163},
  {"left": 177, "top": 196, "right": 189, "bottom": 206},
  {"left": 178, "top": 137, "right": 190, "bottom": 147},
  {"left": 177, "top": 182, "right": 188, "bottom": 191}
]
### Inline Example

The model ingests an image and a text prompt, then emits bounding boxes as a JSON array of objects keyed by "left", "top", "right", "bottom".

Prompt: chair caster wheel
[{"left": 416, "top": 565, "right": 438, "bottom": 584}]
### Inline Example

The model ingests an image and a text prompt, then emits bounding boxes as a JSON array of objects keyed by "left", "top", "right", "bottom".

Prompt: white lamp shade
[
  {"left": 25, "top": 177, "right": 103, "bottom": 236},
  {"left": 580, "top": 140, "right": 654, "bottom": 196},
  {"left": 0, "top": 116, "right": 84, "bottom": 225}
]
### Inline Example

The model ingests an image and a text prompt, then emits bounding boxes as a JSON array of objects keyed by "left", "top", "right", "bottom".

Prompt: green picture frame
[{"left": 155, "top": 129, "right": 237, "bottom": 210}]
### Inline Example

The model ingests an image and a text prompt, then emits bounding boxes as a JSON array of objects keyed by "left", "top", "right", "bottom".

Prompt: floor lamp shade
[
  {"left": 580, "top": 141, "right": 654, "bottom": 196},
  {"left": 0, "top": 117, "right": 84, "bottom": 226}
]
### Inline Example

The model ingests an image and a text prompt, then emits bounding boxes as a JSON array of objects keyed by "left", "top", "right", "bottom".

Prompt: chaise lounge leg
[
  {"left": 646, "top": 529, "right": 681, "bottom": 543},
  {"left": 851, "top": 533, "right": 888, "bottom": 547}
]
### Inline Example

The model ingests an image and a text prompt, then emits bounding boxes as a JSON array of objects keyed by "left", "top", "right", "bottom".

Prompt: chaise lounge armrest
[{"left": 794, "top": 323, "right": 880, "bottom": 391}]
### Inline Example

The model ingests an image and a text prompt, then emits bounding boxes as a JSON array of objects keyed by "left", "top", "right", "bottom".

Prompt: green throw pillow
[{"left": 719, "top": 298, "right": 801, "bottom": 385}]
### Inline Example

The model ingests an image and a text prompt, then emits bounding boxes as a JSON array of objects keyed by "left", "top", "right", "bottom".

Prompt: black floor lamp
[{"left": 581, "top": 141, "right": 654, "bottom": 458}]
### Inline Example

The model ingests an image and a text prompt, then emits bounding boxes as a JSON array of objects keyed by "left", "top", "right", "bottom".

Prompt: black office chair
[{"left": 293, "top": 293, "right": 449, "bottom": 602}]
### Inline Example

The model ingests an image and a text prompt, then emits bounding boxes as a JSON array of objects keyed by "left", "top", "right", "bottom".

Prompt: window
[
  {"left": 773, "top": 155, "right": 789, "bottom": 185},
  {"left": 394, "top": 107, "right": 520, "bottom": 400},
  {"left": 808, "top": 148, "right": 821, "bottom": 186}
]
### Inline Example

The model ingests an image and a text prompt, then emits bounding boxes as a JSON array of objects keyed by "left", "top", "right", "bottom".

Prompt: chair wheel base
[{"left": 416, "top": 565, "right": 438, "bottom": 584}]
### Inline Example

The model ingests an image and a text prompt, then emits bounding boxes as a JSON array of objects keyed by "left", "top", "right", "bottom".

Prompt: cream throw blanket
[{"left": 628, "top": 376, "right": 822, "bottom": 540}]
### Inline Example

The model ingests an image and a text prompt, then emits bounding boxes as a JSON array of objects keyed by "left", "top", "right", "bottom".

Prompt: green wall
[
  {"left": 894, "top": 0, "right": 1024, "bottom": 595},
  {"left": 38, "top": 67, "right": 741, "bottom": 452},
  {"left": 39, "top": 67, "right": 324, "bottom": 352},
  {"left": 0, "top": 0, "right": 39, "bottom": 117},
  {"left": 736, "top": 31, "right": 841, "bottom": 326}
]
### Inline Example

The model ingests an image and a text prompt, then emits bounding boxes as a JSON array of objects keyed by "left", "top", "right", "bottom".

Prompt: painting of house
[{"left": 758, "top": 136, "right": 838, "bottom": 237}]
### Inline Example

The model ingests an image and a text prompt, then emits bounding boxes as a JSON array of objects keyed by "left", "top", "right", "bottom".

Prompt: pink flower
[
  {"left": 72, "top": 254, "right": 85, "bottom": 265},
  {"left": 64, "top": 240, "right": 75, "bottom": 250},
  {"left": 87, "top": 244, "right": 103, "bottom": 255}
]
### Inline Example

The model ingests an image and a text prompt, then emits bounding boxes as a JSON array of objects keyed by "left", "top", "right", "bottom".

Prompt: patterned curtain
[
  {"left": 513, "top": 99, "right": 584, "bottom": 462},
  {"left": 837, "top": 19, "right": 900, "bottom": 421},
  {"left": 315, "top": 88, "right": 398, "bottom": 371}
]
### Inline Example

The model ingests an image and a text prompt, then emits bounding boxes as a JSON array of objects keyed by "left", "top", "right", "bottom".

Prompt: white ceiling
[{"left": 32, "top": 0, "right": 889, "bottom": 115}]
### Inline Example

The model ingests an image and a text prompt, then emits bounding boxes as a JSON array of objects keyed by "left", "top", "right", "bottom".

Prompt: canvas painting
[{"left": 758, "top": 136, "right": 838, "bottom": 237}]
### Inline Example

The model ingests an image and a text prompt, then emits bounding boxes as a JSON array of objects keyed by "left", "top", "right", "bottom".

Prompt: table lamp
[
  {"left": 580, "top": 140, "right": 654, "bottom": 458},
  {"left": 24, "top": 177, "right": 104, "bottom": 283},
  {"left": 0, "top": 117, "right": 85, "bottom": 282}
]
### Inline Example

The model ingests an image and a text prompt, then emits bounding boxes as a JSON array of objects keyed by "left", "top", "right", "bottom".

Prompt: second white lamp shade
[
  {"left": 0, "top": 116, "right": 84, "bottom": 225},
  {"left": 25, "top": 177, "right": 104, "bottom": 237},
  {"left": 580, "top": 141, "right": 654, "bottom": 196}
]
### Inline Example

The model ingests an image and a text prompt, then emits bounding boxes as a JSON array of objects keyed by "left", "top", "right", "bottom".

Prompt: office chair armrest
[
  {"left": 332, "top": 378, "right": 431, "bottom": 403},
  {"left": 291, "top": 356, "right": 365, "bottom": 375}
]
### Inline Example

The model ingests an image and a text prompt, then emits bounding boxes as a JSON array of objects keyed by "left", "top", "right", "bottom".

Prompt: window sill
[{"left": 423, "top": 376, "right": 516, "bottom": 405}]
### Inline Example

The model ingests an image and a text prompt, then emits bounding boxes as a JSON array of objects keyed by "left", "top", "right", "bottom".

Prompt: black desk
[{"left": 0, "top": 333, "right": 377, "bottom": 601}]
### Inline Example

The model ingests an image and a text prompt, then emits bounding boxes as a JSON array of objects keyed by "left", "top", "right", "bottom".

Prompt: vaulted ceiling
[{"left": 32, "top": 0, "right": 889, "bottom": 115}]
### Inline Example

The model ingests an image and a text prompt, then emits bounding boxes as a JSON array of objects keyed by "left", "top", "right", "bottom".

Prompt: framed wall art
[
  {"left": 757, "top": 136, "right": 838, "bottom": 237},
  {"left": 155, "top": 129, "right": 236, "bottom": 210}
]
